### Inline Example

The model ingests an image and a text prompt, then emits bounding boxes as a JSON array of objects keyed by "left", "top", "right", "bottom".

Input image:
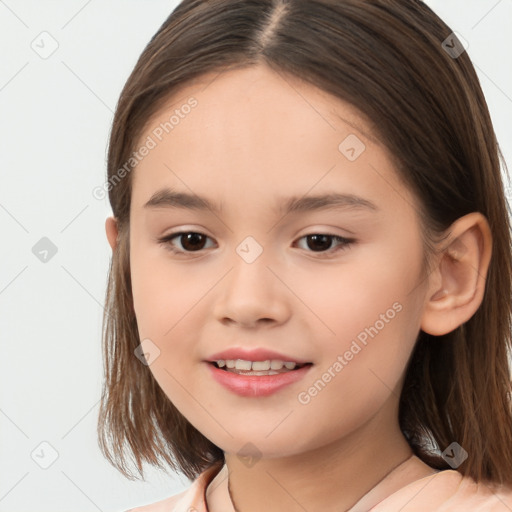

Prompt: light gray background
[{"left": 1, "top": 1, "right": 511, "bottom": 511}]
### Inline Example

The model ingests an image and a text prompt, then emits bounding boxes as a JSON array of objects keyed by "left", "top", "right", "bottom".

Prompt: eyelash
[{"left": 157, "top": 231, "right": 355, "bottom": 258}]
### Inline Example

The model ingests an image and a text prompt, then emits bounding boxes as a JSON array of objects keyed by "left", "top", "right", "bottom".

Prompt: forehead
[
  {"left": 130, "top": 64, "right": 416, "bottom": 220},
  {"left": 138, "top": 64, "right": 380, "bottom": 150}
]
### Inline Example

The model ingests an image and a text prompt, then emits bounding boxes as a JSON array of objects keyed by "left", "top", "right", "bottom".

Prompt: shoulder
[
  {"left": 124, "top": 488, "right": 189, "bottom": 512},
  {"left": 123, "top": 462, "right": 224, "bottom": 512},
  {"left": 374, "top": 469, "right": 512, "bottom": 511},
  {"left": 453, "top": 476, "right": 512, "bottom": 511}
]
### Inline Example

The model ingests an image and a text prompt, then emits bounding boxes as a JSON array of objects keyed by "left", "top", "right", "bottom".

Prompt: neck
[{"left": 216, "top": 403, "right": 419, "bottom": 512}]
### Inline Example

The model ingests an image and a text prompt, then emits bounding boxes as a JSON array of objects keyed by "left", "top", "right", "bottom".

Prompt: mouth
[
  {"left": 206, "top": 359, "right": 314, "bottom": 397},
  {"left": 208, "top": 360, "right": 313, "bottom": 376}
]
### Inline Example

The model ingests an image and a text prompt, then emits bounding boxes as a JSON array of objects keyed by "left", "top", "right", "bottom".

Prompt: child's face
[{"left": 128, "top": 64, "right": 431, "bottom": 459}]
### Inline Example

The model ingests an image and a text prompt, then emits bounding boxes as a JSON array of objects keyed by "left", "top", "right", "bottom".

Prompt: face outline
[{"left": 124, "top": 63, "right": 432, "bottom": 462}]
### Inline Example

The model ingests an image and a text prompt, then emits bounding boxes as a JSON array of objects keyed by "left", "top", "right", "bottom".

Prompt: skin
[{"left": 105, "top": 64, "right": 492, "bottom": 511}]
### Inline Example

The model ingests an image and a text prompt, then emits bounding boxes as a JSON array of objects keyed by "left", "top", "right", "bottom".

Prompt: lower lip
[{"left": 206, "top": 363, "right": 312, "bottom": 397}]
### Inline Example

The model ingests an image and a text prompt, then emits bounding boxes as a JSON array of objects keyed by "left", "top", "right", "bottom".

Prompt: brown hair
[{"left": 97, "top": 0, "right": 512, "bottom": 486}]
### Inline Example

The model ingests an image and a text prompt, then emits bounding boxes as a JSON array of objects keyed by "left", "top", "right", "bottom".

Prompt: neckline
[
  {"left": 203, "top": 456, "right": 456, "bottom": 512},
  {"left": 348, "top": 467, "right": 446, "bottom": 511},
  {"left": 344, "top": 453, "right": 416, "bottom": 510}
]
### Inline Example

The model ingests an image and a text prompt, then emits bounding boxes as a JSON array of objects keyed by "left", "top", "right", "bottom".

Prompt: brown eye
[
  {"left": 158, "top": 231, "right": 354, "bottom": 257},
  {"left": 177, "top": 232, "right": 208, "bottom": 251},
  {"left": 295, "top": 234, "right": 354, "bottom": 256},
  {"left": 158, "top": 231, "right": 214, "bottom": 254},
  {"left": 304, "top": 234, "right": 334, "bottom": 251}
]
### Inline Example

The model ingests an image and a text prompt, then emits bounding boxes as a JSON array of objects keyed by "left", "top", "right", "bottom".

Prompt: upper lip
[{"left": 206, "top": 348, "right": 312, "bottom": 365}]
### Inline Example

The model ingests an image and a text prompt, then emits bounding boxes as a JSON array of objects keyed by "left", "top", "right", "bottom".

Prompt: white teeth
[
  {"left": 252, "top": 360, "right": 271, "bottom": 371},
  {"left": 230, "top": 370, "right": 280, "bottom": 376},
  {"left": 216, "top": 359, "right": 299, "bottom": 371},
  {"left": 235, "top": 360, "right": 252, "bottom": 370}
]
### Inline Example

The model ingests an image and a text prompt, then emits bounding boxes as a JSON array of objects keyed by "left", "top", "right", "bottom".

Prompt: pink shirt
[{"left": 126, "top": 458, "right": 512, "bottom": 511}]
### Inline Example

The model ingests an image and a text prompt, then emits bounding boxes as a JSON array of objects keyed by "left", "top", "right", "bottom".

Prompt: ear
[
  {"left": 105, "top": 216, "right": 119, "bottom": 251},
  {"left": 420, "top": 212, "right": 492, "bottom": 336}
]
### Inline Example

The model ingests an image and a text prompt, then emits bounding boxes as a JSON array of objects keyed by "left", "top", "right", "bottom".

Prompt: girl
[{"left": 98, "top": 1, "right": 512, "bottom": 510}]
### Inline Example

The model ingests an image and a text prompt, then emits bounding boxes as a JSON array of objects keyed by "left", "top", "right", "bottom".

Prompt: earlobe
[
  {"left": 420, "top": 212, "right": 492, "bottom": 336},
  {"left": 105, "top": 216, "right": 119, "bottom": 251}
]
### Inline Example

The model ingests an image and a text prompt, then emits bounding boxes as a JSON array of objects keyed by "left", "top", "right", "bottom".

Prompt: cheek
[
  {"left": 299, "top": 243, "right": 424, "bottom": 402},
  {"left": 129, "top": 247, "right": 206, "bottom": 412},
  {"left": 130, "top": 243, "right": 208, "bottom": 339},
  {"left": 302, "top": 247, "right": 421, "bottom": 343}
]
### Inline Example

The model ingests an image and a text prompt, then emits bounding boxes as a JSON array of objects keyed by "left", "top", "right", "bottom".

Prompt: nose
[{"left": 213, "top": 250, "right": 291, "bottom": 329}]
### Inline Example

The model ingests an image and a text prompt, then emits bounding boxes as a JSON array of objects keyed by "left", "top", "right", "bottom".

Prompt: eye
[
  {"left": 294, "top": 234, "right": 354, "bottom": 257},
  {"left": 157, "top": 231, "right": 355, "bottom": 257},
  {"left": 158, "top": 231, "right": 214, "bottom": 254}
]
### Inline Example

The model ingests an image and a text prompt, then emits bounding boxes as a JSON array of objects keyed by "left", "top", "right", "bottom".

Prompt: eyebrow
[{"left": 143, "top": 187, "right": 379, "bottom": 215}]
